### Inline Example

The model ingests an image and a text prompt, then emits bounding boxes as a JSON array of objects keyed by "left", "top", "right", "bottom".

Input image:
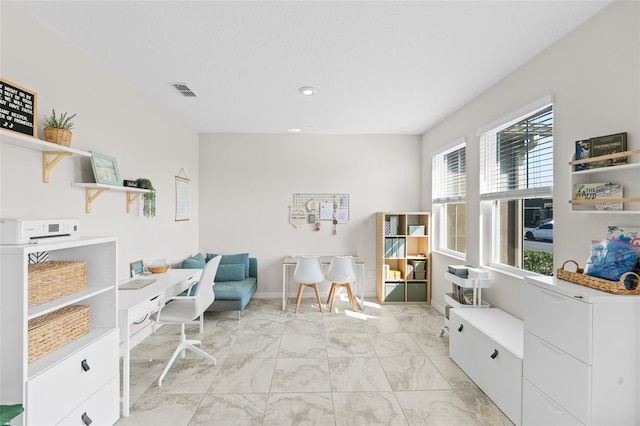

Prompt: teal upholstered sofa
[{"left": 181, "top": 252, "right": 257, "bottom": 319}]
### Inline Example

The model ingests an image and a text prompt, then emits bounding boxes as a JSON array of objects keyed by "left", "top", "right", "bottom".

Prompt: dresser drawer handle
[
  {"left": 81, "top": 412, "right": 93, "bottom": 425},
  {"left": 81, "top": 359, "right": 90, "bottom": 372},
  {"left": 457, "top": 324, "right": 464, "bottom": 332},
  {"left": 490, "top": 349, "right": 498, "bottom": 359}
]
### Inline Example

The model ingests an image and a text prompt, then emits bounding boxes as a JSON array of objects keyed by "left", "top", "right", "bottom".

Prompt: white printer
[{"left": 0, "top": 218, "right": 80, "bottom": 244}]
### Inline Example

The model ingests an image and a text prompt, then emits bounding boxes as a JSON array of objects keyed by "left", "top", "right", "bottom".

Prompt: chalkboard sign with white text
[{"left": 0, "top": 78, "right": 37, "bottom": 137}]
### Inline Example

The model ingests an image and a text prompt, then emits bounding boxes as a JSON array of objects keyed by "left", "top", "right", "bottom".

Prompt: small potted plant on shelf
[
  {"left": 136, "top": 178, "right": 156, "bottom": 218},
  {"left": 41, "top": 109, "right": 77, "bottom": 147}
]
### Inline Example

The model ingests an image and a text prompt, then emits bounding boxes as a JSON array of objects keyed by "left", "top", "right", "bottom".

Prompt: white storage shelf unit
[
  {"left": 569, "top": 148, "right": 640, "bottom": 214},
  {"left": 441, "top": 272, "right": 490, "bottom": 336},
  {"left": 0, "top": 236, "right": 119, "bottom": 425},
  {"left": 523, "top": 275, "right": 640, "bottom": 425},
  {"left": 445, "top": 271, "right": 490, "bottom": 307}
]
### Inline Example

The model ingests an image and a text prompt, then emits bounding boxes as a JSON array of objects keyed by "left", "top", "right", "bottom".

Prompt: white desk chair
[
  {"left": 293, "top": 256, "right": 325, "bottom": 313},
  {"left": 326, "top": 255, "right": 358, "bottom": 312},
  {"left": 155, "top": 255, "right": 221, "bottom": 386}
]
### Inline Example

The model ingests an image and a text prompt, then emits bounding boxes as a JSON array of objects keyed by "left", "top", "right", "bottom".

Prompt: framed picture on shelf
[
  {"left": 90, "top": 151, "right": 122, "bottom": 185},
  {"left": 130, "top": 260, "right": 144, "bottom": 277}
]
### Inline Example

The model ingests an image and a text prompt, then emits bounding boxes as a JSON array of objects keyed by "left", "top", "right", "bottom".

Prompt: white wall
[
  {"left": 1, "top": 1, "right": 200, "bottom": 279},
  {"left": 422, "top": 0, "right": 639, "bottom": 319},
  {"left": 198, "top": 133, "right": 422, "bottom": 298}
]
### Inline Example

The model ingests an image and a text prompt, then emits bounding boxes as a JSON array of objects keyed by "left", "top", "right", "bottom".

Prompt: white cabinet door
[
  {"left": 522, "top": 378, "right": 583, "bottom": 426},
  {"left": 450, "top": 309, "right": 522, "bottom": 425},
  {"left": 524, "top": 283, "right": 592, "bottom": 364},
  {"left": 27, "top": 330, "right": 118, "bottom": 425},
  {"left": 523, "top": 331, "right": 589, "bottom": 424},
  {"left": 57, "top": 376, "right": 119, "bottom": 426}
]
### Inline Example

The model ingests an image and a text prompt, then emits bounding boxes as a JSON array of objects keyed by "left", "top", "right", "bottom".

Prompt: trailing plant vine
[{"left": 136, "top": 178, "right": 156, "bottom": 218}]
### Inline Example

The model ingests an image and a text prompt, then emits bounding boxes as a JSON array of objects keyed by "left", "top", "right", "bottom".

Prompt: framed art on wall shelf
[{"left": 90, "top": 151, "right": 122, "bottom": 186}]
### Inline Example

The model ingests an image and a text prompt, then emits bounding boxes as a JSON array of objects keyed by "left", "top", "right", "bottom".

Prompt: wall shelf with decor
[
  {"left": 376, "top": 212, "right": 431, "bottom": 303},
  {"left": 569, "top": 148, "right": 640, "bottom": 215},
  {"left": 0, "top": 128, "right": 90, "bottom": 183},
  {"left": 71, "top": 183, "right": 150, "bottom": 214},
  {"left": 0, "top": 236, "right": 119, "bottom": 426}
]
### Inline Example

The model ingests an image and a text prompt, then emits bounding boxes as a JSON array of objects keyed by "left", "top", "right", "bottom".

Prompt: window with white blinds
[
  {"left": 480, "top": 104, "right": 553, "bottom": 200},
  {"left": 432, "top": 140, "right": 467, "bottom": 254},
  {"left": 432, "top": 141, "right": 466, "bottom": 204}
]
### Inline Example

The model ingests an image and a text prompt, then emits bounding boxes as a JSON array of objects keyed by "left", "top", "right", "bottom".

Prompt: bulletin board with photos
[{"left": 289, "top": 193, "right": 350, "bottom": 228}]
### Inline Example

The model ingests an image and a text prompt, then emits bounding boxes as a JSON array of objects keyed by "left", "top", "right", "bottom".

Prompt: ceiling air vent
[{"left": 170, "top": 82, "right": 197, "bottom": 97}]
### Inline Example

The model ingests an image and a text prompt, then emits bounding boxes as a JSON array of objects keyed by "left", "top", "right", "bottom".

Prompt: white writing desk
[
  {"left": 118, "top": 268, "right": 201, "bottom": 417},
  {"left": 281, "top": 256, "right": 365, "bottom": 310}
]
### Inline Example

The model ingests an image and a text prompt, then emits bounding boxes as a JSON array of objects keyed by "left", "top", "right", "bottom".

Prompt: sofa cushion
[
  {"left": 212, "top": 277, "right": 257, "bottom": 301},
  {"left": 215, "top": 264, "right": 245, "bottom": 282},
  {"left": 207, "top": 253, "right": 250, "bottom": 277},
  {"left": 181, "top": 252, "right": 206, "bottom": 269}
]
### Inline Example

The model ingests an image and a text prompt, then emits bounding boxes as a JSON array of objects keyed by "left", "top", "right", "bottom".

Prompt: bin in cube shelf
[
  {"left": 408, "top": 225, "right": 425, "bottom": 235},
  {"left": 28, "top": 305, "right": 90, "bottom": 363},
  {"left": 409, "top": 260, "right": 427, "bottom": 271},
  {"left": 407, "top": 283, "right": 427, "bottom": 301},
  {"left": 385, "top": 283, "right": 404, "bottom": 302},
  {"left": 28, "top": 261, "right": 87, "bottom": 307},
  {"left": 414, "top": 270, "right": 426, "bottom": 280}
]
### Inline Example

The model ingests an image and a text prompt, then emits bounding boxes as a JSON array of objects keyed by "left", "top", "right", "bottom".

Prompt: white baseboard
[{"left": 254, "top": 290, "right": 377, "bottom": 299}]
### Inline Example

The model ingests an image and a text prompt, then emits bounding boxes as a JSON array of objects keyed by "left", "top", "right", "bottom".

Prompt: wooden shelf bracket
[
  {"left": 42, "top": 151, "right": 72, "bottom": 183},
  {"left": 84, "top": 187, "right": 109, "bottom": 213},
  {"left": 126, "top": 192, "right": 142, "bottom": 213}
]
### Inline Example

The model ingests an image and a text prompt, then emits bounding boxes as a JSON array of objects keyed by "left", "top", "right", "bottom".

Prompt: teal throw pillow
[
  {"left": 207, "top": 252, "right": 250, "bottom": 277},
  {"left": 215, "top": 264, "right": 246, "bottom": 282},
  {"left": 182, "top": 252, "right": 206, "bottom": 269}
]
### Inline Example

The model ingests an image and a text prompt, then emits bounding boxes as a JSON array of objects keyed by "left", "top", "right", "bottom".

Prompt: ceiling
[{"left": 16, "top": 1, "right": 611, "bottom": 135}]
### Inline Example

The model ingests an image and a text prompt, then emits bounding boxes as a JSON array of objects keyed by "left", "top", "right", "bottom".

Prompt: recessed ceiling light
[
  {"left": 288, "top": 128, "right": 302, "bottom": 133},
  {"left": 298, "top": 86, "right": 317, "bottom": 96}
]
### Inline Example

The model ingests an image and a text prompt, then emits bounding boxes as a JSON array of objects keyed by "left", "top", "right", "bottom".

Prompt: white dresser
[
  {"left": 523, "top": 276, "right": 640, "bottom": 425},
  {"left": 449, "top": 307, "right": 523, "bottom": 425},
  {"left": 0, "top": 236, "right": 119, "bottom": 425}
]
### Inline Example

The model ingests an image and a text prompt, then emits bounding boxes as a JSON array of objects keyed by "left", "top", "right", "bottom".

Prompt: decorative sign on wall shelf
[
  {"left": 289, "top": 193, "right": 350, "bottom": 229},
  {"left": 0, "top": 78, "right": 37, "bottom": 137}
]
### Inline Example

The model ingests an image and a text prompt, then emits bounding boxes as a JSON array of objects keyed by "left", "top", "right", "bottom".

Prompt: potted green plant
[
  {"left": 41, "top": 109, "right": 76, "bottom": 147},
  {"left": 136, "top": 178, "right": 156, "bottom": 218}
]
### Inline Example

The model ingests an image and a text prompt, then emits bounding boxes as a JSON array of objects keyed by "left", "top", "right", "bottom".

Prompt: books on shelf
[
  {"left": 574, "top": 132, "right": 627, "bottom": 170},
  {"left": 574, "top": 139, "right": 590, "bottom": 171},
  {"left": 384, "top": 237, "right": 405, "bottom": 258},
  {"left": 573, "top": 182, "right": 623, "bottom": 211},
  {"left": 452, "top": 284, "right": 474, "bottom": 305},
  {"left": 591, "top": 132, "right": 627, "bottom": 168},
  {"left": 596, "top": 184, "right": 624, "bottom": 211}
]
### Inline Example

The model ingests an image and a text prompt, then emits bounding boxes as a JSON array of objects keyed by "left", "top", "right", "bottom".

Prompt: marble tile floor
[{"left": 116, "top": 297, "right": 513, "bottom": 426}]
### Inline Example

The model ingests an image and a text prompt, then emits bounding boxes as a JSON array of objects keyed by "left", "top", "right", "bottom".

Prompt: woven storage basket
[
  {"left": 148, "top": 264, "right": 170, "bottom": 274},
  {"left": 28, "top": 305, "right": 90, "bottom": 363},
  {"left": 28, "top": 261, "right": 87, "bottom": 307},
  {"left": 557, "top": 260, "right": 640, "bottom": 295},
  {"left": 43, "top": 128, "right": 72, "bottom": 146}
]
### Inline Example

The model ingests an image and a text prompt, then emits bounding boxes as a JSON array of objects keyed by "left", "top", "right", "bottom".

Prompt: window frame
[
  {"left": 478, "top": 95, "right": 554, "bottom": 276},
  {"left": 432, "top": 137, "right": 467, "bottom": 258}
]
